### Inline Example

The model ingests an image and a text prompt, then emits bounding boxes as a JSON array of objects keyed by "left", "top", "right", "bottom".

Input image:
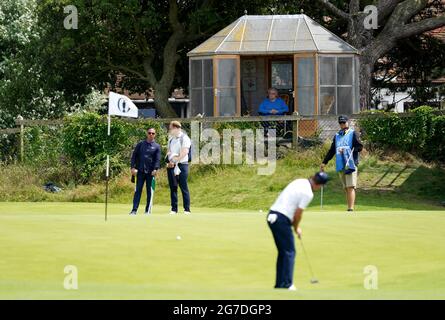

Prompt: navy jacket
[
  {"left": 131, "top": 140, "right": 161, "bottom": 173},
  {"left": 322, "top": 129, "right": 363, "bottom": 166}
]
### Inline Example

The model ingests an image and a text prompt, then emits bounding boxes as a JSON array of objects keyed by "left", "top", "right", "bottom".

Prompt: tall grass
[{"left": 1, "top": 148, "right": 443, "bottom": 211}]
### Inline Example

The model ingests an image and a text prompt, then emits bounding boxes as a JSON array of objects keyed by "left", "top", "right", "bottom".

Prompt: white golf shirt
[
  {"left": 168, "top": 131, "right": 191, "bottom": 164},
  {"left": 270, "top": 179, "right": 314, "bottom": 222}
]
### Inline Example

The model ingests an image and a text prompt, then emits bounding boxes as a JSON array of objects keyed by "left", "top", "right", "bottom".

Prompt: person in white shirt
[
  {"left": 166, "top": 121, "right": 191, "bottom": 215},
  {"left": 267, "top": 172, "right": 329, "bottom": 290}
]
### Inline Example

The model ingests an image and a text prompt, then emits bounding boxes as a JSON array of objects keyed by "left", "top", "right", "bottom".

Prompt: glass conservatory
[{"left": 188, "top": 14, "right": 360, "bottom": 117}]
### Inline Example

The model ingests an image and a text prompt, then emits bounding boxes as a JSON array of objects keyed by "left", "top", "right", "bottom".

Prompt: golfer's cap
[
  {"left": 338, "top": 115, "right": 348, "bottom": 123},
  {"left": 314, "top": 171, "right": 329, "bottom": 185}
]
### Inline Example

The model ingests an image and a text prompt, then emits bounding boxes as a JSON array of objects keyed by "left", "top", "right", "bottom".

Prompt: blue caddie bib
[{"left": 335, "top": 129, "right": 354, "bottom": 172}]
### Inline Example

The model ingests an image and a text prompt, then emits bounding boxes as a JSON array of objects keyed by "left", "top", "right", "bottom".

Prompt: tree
[
  {"left": 36, "top": 0, "right": 273, "bottom": 117},
  {"left": 373, "top": 34, "right": 445, "bottom": 109},
  {"left": 0, "top": 0, "right": 67, "bottom": 128},
  {"left": 316, "top": 0, "right": 445, "bottom": 109}
]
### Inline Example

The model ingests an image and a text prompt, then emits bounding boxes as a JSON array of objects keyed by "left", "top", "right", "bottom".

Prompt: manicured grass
[{"left": 0, "top": 202, "right": 444, "bottom": 299}]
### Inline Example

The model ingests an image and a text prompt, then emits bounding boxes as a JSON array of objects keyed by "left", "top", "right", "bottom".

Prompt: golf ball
[
  {"left": 259, "top": 210, "right": 263, "bottom": 213},
  {"left": 176, "top": 235, "right": 181, "bottom": 240}
]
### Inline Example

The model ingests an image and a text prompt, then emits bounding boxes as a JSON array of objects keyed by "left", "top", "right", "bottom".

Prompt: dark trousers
[
  {"left": 267, "top": 211, "right": 296, "bottom": 288},
  {"left": 167, "top": 163, "right": 190, "bottom": 212},
  {"left": 132, "top": 172, "right": 153, "bottom": 212}
]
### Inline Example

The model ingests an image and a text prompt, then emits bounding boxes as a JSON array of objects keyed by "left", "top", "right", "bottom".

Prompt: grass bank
[{"left": 0, "top": 147, "right": 444, "bottom": 211}]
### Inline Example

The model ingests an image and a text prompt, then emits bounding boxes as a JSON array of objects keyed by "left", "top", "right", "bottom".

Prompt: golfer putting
[{"left": 267, "top": 172, "right": 328, "bottom": 290}]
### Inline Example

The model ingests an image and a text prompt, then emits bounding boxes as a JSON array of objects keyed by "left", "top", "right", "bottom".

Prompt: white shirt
[
  {"left": 270, "top": 179, "right": 314, "bottom": 222},
  {"left": 168, "top": 131, "right": 191, "bottom": 164}
]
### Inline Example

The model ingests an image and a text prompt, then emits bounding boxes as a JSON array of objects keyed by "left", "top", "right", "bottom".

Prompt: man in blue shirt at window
[
  {"left": 258, "top": 88, "right": 289, "bottom": 115},
  {"left": 130, "top": 128, "right": 161, "bottom": 215}
]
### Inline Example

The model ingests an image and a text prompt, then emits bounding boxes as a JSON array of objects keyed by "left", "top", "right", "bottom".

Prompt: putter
[{"left": 299, "top": 237, "right": 319, "bottom": 284}]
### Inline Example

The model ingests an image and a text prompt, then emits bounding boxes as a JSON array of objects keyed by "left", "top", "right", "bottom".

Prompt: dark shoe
[{"left": 347, "top": 208, "right": 354, "bottom": 212}]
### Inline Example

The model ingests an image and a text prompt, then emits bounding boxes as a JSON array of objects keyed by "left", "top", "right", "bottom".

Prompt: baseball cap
[
  {"left": 338, "top": 115, "right": 348, "bottom": 123},
  {"left": 314, "top": 171, "right": 329, "bottom": 185}
]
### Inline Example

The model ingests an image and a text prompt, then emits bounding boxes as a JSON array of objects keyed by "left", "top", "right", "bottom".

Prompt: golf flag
[
  {"left": 108, "top": 91, "right": 138, "bottom": 118},
  {"left": 147, "top": 177, "right": 156, "bottom": 214},
  {"left": 105, "top": 92, "right": 138, "bottom": 221}
]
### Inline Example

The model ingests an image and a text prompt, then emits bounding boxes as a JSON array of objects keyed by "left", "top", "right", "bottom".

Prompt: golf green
[{"left": 0, "top": 202, "right": 444, "bottom": 299}]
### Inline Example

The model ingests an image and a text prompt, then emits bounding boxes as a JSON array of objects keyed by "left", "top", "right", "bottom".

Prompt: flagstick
[
  {"left": 105, "top": 113, "right": 111, "bottom": 222},
  {"left": 105, "top": 155, "right": 109, "bottom": 221},
  {"left": 107, "top": 114, "right": 111, "bottom": 136},
  {"left": 320, "top": 185, "right": 324, "bottom": 210},
  {"left": 105, "top": 91, "right": 139, "bottom": 221},
  {"left": 148, "top": 177, "right": 155, "bottom": 214}
]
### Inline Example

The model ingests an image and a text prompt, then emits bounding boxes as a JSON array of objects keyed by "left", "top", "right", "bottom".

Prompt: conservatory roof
[{"left": 188, "top": 14, "right": 358, "bottom": 56}]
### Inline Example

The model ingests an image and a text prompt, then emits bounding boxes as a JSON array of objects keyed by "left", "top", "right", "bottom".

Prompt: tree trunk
[
  {"left": 153, "top": 85, "right": 177, "bottom": 118},
  {"left": 358, "top": 55, "right": 374, "bottom": 110}
]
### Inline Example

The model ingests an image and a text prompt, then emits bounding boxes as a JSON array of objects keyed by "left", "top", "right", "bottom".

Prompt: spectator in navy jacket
[{"left": 129, "top": 128, "right": 161, "bottom": 215}]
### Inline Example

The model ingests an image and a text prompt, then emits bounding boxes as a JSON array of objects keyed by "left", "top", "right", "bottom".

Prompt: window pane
[
  {"left": 337, "top": 87, "right": 353, "bottom": 114},
  {"left": 204, "top": 88, "right": 214, "bottom": 116},
  {"left": 271, "top": 61, "right": 293, "bottom": 90},
  {"left": 191, "top": 88, "right": 203, "bottom": 115},
  {"left": 298, "top": 58, "right": 314, "bottom": 86},
  {"left": 191, "top": 60, "right": 202, "bottom": 88},
  {"left": 203, "top": 59, "right": 213, "bottom": 88},
  {"left": 320, "top": 57, "right": 335, "bottom": 85},
  {"left": 320, "top": 87, "right": 336, "bottom": 115},
  {"left": 218, "top": 88, "right": 237, "bottom": 116},
  {"left": 337, "top": 57, "right": 352, "bottom": 85},
  {"left": 218, "top": 59, "right": 236, "bottom": 87},
  {"left": 297, "top": 87, "right": 314, "bottom": 115}
]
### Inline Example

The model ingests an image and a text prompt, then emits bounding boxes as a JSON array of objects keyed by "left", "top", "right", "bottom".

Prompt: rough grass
[{"left": 0, "top": 148, "right": 444, "bottom": 211}]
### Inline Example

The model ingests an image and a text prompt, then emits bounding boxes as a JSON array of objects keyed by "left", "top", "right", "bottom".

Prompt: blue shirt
[
  {"left": 131, "top": 140, "right": 161, "bottom": 173},
  {"left": 258, "top": 97, "right": 288, "bottom": 115}
]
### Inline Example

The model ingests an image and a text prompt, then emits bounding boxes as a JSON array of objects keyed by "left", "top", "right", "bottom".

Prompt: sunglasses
[
  {"left": 148, "top": 132, "right": 156, "bottom": 135},
  {"left": 338, "top": 121, "right": 347, "bottom": 124}
]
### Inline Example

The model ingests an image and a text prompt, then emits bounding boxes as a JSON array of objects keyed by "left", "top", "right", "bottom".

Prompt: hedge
[{"left": 358, "top": 106, "right": 445, "bottom": 162}]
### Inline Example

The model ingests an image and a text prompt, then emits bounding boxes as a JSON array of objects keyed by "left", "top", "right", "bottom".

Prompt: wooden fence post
[
  {"left": 292, "top": 118, "right": 299, "bottom": 150},
  {"left": 17, "top": 116, "right": 24, "bottom": 162}
]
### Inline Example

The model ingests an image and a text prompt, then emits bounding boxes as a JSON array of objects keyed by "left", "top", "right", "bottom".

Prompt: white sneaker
[
  {"left": 184, "top": 211, "right": 191, "bottom": 215},
  {"left": 144, "top": 211, "right": 151, "bottom": 215},
  {"left": 169, "top": 211, "right": 178, "bottom": 215},
  {"left": 288, "top": 284, "right": 297, "bottom": 291}
]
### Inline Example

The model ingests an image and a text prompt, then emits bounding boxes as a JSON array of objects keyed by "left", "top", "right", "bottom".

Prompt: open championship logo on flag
[{"left": 118, "top": 98, "right": 129, "bottom": 114}]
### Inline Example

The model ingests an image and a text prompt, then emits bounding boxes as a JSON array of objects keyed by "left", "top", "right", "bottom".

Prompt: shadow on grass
[{"left": 312, "top": 165, "right": 445, "bottom": 211}]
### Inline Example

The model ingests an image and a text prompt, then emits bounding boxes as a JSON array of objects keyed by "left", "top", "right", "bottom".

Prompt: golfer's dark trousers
[
  {"left": 132, "top": 171, "right": 153, "bottom": 213},
  {"left": 167, "top": 163, "right": 190, "bottom": 212},
  {"left": 267, "top": 210, "right": 296, "bottom": 288}
]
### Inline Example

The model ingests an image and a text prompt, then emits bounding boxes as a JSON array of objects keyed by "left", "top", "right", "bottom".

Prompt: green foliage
[
  {"left": 424, "top": 115, "right": 445, "bottom": 162},
  {"left": 359, "top": 106, "right": 444, "bottom": 162},
  {"left": 23, "top": 126, "right": 63, "bottom": 164},
  {"left": 0, "top": 133, "right": 19, "bottom": 163},
  {"left": 212, "top": 121, "right": 262, "bottom": 132},
  {"left": 0, "top": 0, "right": 68, "bottom": 128},
  {"left": 62, "top": 112, "right": 167, "bottom": 182}
]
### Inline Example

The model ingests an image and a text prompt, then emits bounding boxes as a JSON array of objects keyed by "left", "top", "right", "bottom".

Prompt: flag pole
[
  {"left": 105, "top": 110, "right": 111, "bottom": 222},
  {"left": 107, "top": 113, "right": 111, "bottom": 136},
  {"left": 148, "top": 177, "right": 156, "bottom": 214},
  {"left": 105, "top": 155, "right": 109, "bottom": 221},
  {"left": 105, "top": 91, "right": 139, "bottom": 220}
]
